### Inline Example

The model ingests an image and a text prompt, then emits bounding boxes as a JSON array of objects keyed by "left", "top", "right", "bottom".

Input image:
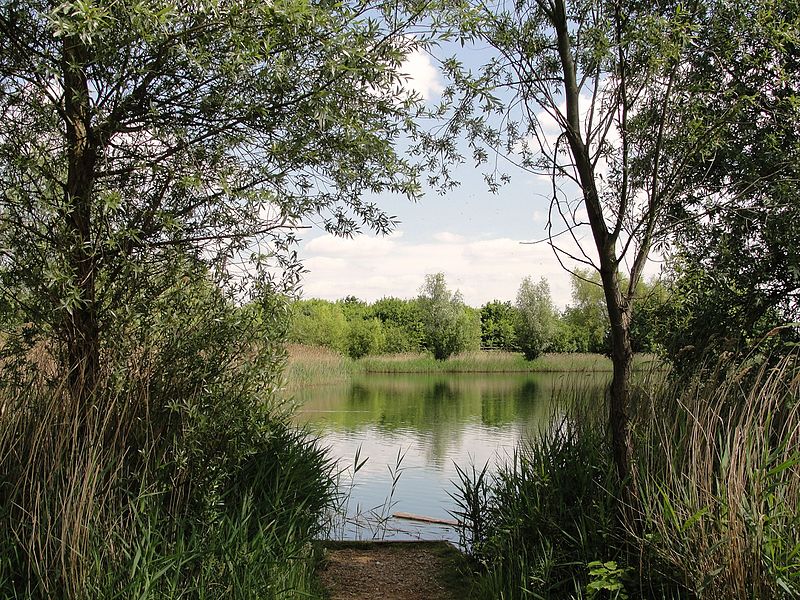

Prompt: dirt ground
[{"left": 316, "top": 541, "right": 471, "bottom": 600}]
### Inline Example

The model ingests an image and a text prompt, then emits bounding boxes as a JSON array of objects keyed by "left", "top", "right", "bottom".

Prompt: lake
[{"left": 294, "top": 372, "right": 607, "bottom": 542}]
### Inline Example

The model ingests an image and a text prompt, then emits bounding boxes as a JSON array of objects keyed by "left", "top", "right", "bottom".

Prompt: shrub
[
  {"left": 0, "top": 278, "right": 335, "bottom": 598},
  {"left": 347, "top": 317, "right": 387, "bottom": 359},
  {"left": 369, "top": 297, "right": 426, "bottom": 352},
  {"left": 288, "top": 299, "right": 350, "bottom": 354},
  {"left": 480, "top": 300, "right": 518, "bottom": 351}
]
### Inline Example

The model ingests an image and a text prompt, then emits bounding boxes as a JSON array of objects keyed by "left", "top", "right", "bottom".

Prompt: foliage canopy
[
  {"left": 0, "top": 0, "right": 428, "bottom": 393},
  {"left": 417, "top": 272, "right": 481, "bottom": 360}
]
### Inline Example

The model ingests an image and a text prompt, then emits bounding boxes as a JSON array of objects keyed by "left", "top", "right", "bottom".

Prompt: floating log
[{"left": 392, "top": 512, "right": 459, "bottom": 526}]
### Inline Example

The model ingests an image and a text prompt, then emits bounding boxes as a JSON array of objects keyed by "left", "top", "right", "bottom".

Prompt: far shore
[{"left": 283, "top": 344, "right": 663, "bottom": 389}]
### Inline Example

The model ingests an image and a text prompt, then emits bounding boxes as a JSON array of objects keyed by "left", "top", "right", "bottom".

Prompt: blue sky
[{"left": 294, "top": 44, "right": 660, "bottom": 308}]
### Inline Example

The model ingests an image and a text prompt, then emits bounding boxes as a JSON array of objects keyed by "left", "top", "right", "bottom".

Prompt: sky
[{"left": 294, "top": 46, "right": 660, "bottom": 309}]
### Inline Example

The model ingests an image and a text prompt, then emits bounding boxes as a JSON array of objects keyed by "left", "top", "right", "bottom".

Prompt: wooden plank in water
[{"left": 392, "top": 512, "right": 459, "bottom": 526}]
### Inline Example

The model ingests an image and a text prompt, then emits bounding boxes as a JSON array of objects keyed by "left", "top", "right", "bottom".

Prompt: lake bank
[{"left": 284, "top": 344, "right": 662, "bottom": 390}]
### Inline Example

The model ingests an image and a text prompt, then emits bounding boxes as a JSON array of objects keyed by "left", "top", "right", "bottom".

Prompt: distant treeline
[{"left": 288, "top": 271, "right": 672, "bottom": 360}]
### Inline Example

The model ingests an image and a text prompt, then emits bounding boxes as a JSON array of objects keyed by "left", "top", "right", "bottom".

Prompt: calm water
[{"left": 294, "top": 372, "right": 606, "bottom": 541}]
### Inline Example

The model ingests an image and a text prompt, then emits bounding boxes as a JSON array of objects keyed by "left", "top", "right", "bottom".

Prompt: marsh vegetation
[{"left": 0, "top": 0, "right": 797, "bottom": 597}]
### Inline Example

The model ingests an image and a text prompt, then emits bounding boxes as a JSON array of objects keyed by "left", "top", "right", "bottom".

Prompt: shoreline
[{"left": 283, "top": 345, "right": 663, "bottom": 389}]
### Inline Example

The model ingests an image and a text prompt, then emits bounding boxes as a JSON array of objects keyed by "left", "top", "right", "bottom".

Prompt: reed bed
[
  {"left": 0, "top": 336, "right": 335, "bottom": 598},
  {"left": 284, "top": 345, "right": 663, "bottom": 389},
  {"left": 284, "top": 343, "right": 357, "bottom": 390},
  {"left": 453, "top": 354, "right": 800, "bottom": 599},
  {"left": 359, "top": 350, "right": 609, "bottom": 373}
]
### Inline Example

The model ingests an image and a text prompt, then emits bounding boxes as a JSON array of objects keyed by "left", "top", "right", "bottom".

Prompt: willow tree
[
  {"left": 0, "top": 0, "right": 427, "bottom": 400},
  {"left": 433, "top": 0, "right": 712, "bottom": 480},
  {"left": 417, "top": 272, "right": 480, "bottom": 359},
  {"left": 514, "top": 276, "right": 557, "bottom": 361}
]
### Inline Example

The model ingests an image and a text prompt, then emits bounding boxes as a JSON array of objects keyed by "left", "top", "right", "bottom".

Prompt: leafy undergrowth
[{"left": 0, "top": 294, "right": 336, "bottom": 599}]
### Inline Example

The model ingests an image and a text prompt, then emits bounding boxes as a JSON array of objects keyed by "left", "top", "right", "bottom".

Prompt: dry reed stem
[{"left": 632, "top": 355, "right": 800, "bottom": 598}]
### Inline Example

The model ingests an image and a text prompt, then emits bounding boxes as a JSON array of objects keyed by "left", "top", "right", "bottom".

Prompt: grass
[
  {"left": 284, "top": 345, "right": 663, "bottom": 389},
  {"left": 0, "top": 338, "right": 336, "bottom": 598},
  {"left": 452, "top": 401, "right": 630, "bottom": 600},
  {"left": 451, "top": 354, "right": 800, "bottom": 599}
]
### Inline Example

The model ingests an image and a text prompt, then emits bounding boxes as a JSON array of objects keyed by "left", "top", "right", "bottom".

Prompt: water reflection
[{"left": 293, "top": 372, "right": 607, "bottom": 540}]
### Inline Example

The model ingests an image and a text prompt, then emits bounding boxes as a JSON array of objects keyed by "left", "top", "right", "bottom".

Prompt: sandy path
[{"left": 317, "top": 541, "right": 470, "bottom": 600}]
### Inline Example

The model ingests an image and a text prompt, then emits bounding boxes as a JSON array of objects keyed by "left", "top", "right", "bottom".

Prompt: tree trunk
[
  {"left": 552, "top": 0, "right": 634, "bottom": 482},
  {"left": 63, "top": 36, "right": 99, "bottom": 400},
  {"left": 602, "top": 278, "right": 634, "bottom": 482}
]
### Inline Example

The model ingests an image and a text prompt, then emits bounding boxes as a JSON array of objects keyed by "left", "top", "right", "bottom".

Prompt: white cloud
[
  {"left": 399, "top": 49, "right": 444, "bottom": 101},
  {"left": 297, "top": 223, "right": 665, "bottom": 309},
  {"left": 432, "top": 231, "right": 465, "bottom": 243},
  {"left": 298, "top": 231, "right": 589, "bottom": 308},
  {"left": 305, "top": 233, "right": 397, "bottom": 257}
]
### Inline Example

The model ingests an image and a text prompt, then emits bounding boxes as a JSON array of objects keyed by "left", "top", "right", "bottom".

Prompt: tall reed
[
  {"left": 282, "top": 344, "right": 663, "bottom": 390},
  {"left": 454, "top": 354, "right": 799, "bottom": 599},
  {"left": 283, "top": 343, "right": 356, "bottom": 390},
  {"left": 0, "top": 312, "right": 335, "bottom": 598},
  {"left": 632, "top": 355, "right": 800, "bottom": 598},
  {"left": 453, "top": 401, "right": 634, "bottom": 599}
]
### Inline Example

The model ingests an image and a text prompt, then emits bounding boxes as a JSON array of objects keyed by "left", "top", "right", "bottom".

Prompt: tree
[
  {"left": 514, "top": 277, "right": 557, "bottom": 360},
  {"left": 659, "top": 0, "right": 800, "bottom": 367},
  {"left": 417, "top": 273, "right": 480, "bottom": 359},
  {"left": 435, "top": 0, "right": 720, "bottom": 479},
  {"left": 0, "top": 0, "right": 426, "bottom": 401},
  {"left": 562, "top": 269, "right": 609, "bottom": 354},
  {"left": 336, "top": 297, "right": 389, "bottom": 358},
  {"left": 480, "top": 300, "right": 518, "bottom": 351},
  {"left": 658, "top": 257, "right": 797, "bottom": 373}
]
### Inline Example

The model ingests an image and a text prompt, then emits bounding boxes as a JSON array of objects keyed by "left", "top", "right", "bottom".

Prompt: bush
[
  {"left": 381, "top": 322, "right": 419, "bottom": 353},
  {"left": 288, "top": 299, "right": 350, "bottom": 354},
  {"left": 369, "top": 297, "right": 426, "bottom": 352},
  {"left": 347, "top": 317, "right": 386, "bottom": 359},
  {"left": 480, "top": 300, "right": 518, "bottom": 351},
  {"left": 0, "top": 277, "right": 335, "bottom": 598}
]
